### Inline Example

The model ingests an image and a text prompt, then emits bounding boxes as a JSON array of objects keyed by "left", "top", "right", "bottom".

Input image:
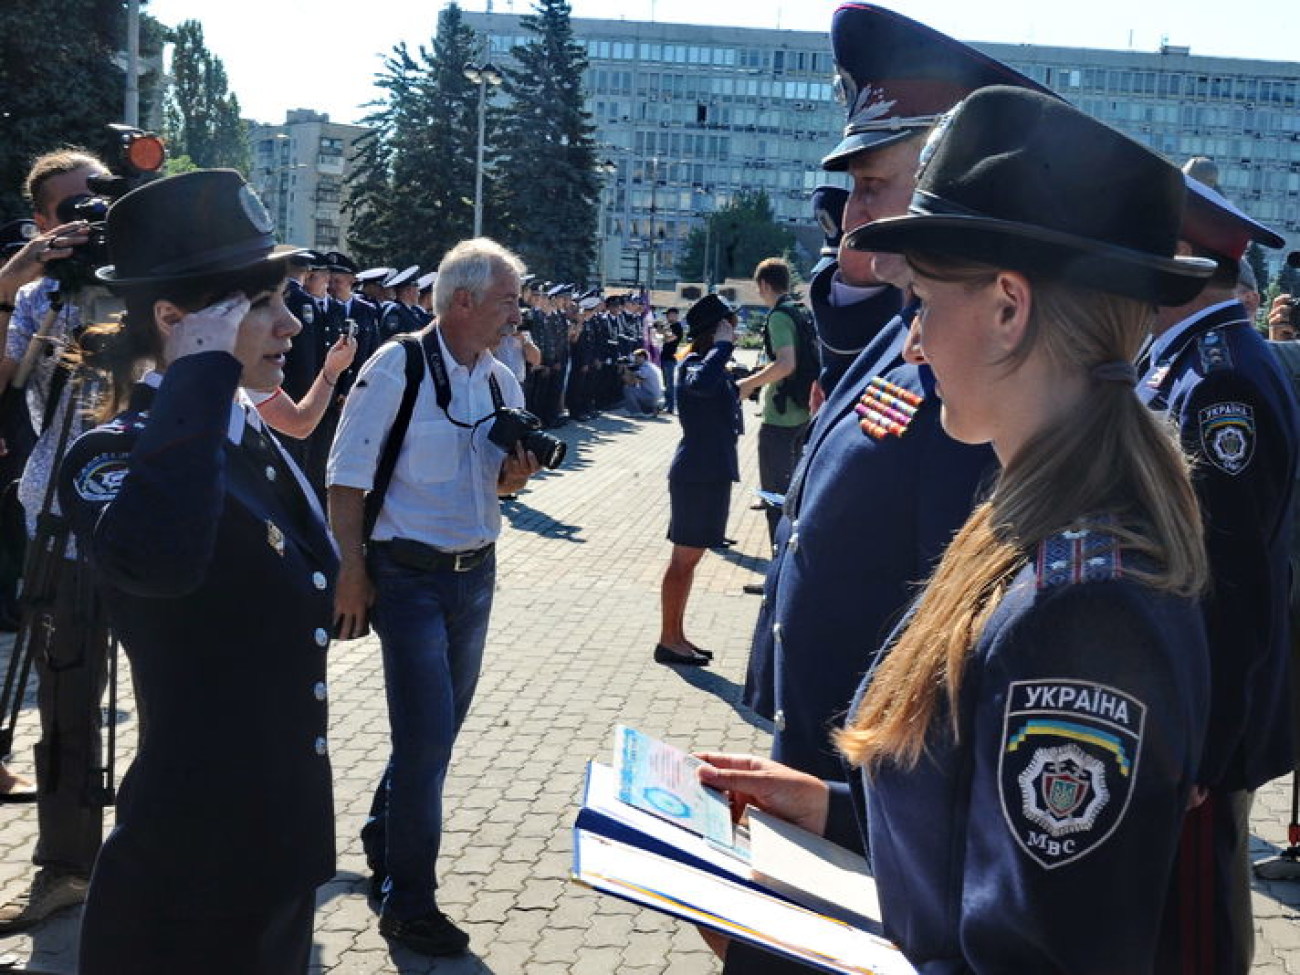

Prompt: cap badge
[{"left": 238, "top": 185, "right": 274, "bottom": 234}]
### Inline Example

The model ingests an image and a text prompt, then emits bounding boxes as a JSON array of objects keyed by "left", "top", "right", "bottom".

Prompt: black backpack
[{"left": 763, "top": 296, "right": 820, "bottom": 413}]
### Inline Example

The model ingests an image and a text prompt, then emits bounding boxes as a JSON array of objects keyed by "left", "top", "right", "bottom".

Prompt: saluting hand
[{"left": 164, "top": 294, "right": 249, "bottom": 363}]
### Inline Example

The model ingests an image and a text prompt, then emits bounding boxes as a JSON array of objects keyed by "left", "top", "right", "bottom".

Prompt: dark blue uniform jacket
[
  {"left": 849, "top": 527, "right": 1209, "bottom": 974},
  {"left": 669, "top": 341, "right": 742, "bottom": 484},
  {"left": 59, "top": 352, "right": 338, "bottom": 912},
  {"left": 1138, "top": 300, "right": 1299, "bottom": 791},
  {"left": 744, "top": 310, "right": 994, "bottom": 788}
]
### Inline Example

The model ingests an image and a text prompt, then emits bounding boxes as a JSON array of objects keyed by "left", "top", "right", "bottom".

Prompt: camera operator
[
  {"left": 0, "top": 148, "right": 112, "bottom": 934},
  {"left": 620, "top": 347, "right": 663, "bottom": 416},
  {"left": 327, "top": 237, "right": 539, "bottom": 958}
]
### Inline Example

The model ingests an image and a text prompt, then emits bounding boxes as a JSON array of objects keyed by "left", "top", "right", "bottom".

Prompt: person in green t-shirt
[{"left": 738, "top": 258, "right": 813, "bottom": 556}]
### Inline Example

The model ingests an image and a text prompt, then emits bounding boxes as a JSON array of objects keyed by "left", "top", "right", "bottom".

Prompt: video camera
[{"left": 48, "top": 124, "right": 167, "bottom": 291}]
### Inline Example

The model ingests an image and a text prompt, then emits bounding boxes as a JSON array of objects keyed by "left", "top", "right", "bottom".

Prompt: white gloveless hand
[{"left": 165, "top": 294, "right": 249, "bottom": 363}]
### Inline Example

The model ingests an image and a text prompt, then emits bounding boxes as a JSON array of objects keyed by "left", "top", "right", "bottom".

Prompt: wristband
[{"left": 323, "top": 372, "right": 338, "bottom": 387}]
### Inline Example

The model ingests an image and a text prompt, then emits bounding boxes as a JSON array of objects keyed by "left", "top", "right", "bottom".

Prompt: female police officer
[
  {"left": 58, "top": 170, "right": 336, "bottom": 974},
  {"left": 699, "top": 87, "right": 1217, "bottom": 972},
  {"left": 656, "top": 294, "right": 742, "bottom": 665}
]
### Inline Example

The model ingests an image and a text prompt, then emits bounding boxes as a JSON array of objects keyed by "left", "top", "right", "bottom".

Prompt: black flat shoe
[
  {"left": 685, "top": 643, "right": 713, "bottom": 660},
  {"left": 654, "top": 643, "right": 709, "bottom": 667}
]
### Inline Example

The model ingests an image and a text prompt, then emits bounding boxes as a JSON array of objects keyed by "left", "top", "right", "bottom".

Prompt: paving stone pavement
[{"left": 1, "top": 405, "right": 1299, "bottom": 973}]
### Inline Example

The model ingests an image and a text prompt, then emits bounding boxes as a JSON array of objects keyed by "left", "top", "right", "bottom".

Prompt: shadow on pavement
[
  {"left": 668, "top": 666, "right": 774, "bottom": 734},
  {"left": 499, "top": 500, "right": 583, "bottom": 542}
]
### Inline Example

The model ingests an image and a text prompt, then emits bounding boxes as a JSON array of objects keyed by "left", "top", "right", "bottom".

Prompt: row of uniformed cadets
[
  {"left": 716, "top": 4, "right": 1299, "bottom": 974},
  {"left": 518, "top": 279, "right": 655, "bottom": 425},
  {"left": 279, "top": 251, "right": 434, "bottom": 498}
]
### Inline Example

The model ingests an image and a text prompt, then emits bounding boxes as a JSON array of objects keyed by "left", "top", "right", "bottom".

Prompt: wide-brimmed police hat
[
  {"left": 96, "top": 170, "right": 302, "bottom": 289},
  {"left": 685, "top": 293, "right": 735, "bottom": 339},
  {"left": 823, "top": 4, "right": 1053, "bottom": 171},
  {"left": 844, "top": 87, "right": 1215, "bottom": 306},
  {"left": 385, "top": 264, "right": 420, "bottom": 289},
  {"left": 1181, "top": 176, "right": 1284, "bottom": 261}
]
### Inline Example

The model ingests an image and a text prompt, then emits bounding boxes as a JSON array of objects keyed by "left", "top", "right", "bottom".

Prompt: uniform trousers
[
  {"left": 361, "top": 545, "right": 495, "bottom": 921},
  {"left": 79, "top": 846, "right": 316, "bottom": 975},
  {"left": 31, "top": 555, "right": 110, "bottom": 878},
  {"left": 1157, "top": 789, "right": 1255, "bottom": 974},
  {"left": 757, "top": 422, "right": 807, "bottom": 546}
]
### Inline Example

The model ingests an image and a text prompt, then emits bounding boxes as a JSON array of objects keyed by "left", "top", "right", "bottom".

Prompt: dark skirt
[{"left": 667, "top": 478, "right": 732, "bottom": 549}]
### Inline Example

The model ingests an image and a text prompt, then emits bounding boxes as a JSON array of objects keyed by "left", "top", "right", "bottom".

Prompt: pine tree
[
  {"left": 490, "top": 0, "right": 600, "bottom": 283},
  {"left": 345, "top": 3, "right": 481, "bottom": 267},
  {"left": 163, "top": 20, "right": 249, "bottom": 174},
  {"left": 0, "top": 0, "right": 164, "bottom": 219}
]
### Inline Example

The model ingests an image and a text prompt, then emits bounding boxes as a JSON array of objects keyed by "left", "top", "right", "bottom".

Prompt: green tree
[
  {"left": 677, "top": 190, "right": 797, "bottom": 283},
  {"left": 163, "top": 20, "right": 248, "bottom": 173},
  {"left": 345, "top": 3, "right": 481, "bottom": 266},
  {"left": 490, "top": 0, "right": 600, "bottom": 282},
  {"left": 0, "top": 1, "right": 165, "bottom": 219}
]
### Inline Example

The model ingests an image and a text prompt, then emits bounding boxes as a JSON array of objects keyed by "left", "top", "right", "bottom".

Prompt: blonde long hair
[{"left": 836, "top": 256, "right": 1208, "bottom": 771}]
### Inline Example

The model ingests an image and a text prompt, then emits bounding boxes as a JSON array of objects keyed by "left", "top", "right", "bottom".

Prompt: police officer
[
  {"left": 703, "top": 83, "right": 1216, "bottom": 975},
  {"left": 378, "top": 265, "right": 423, "bottom": 341},
  {"left": 414, "top": 270, "right": 437, "bottom": 327},
  {"left": 59, "top": 169, "right": 336, "bottom": 974},
  {"left": 1141, "top": 178, "right": 1299, "bottom": 974},
  {"left": 805, "top": 185, "right": 851, "bottom": 396},
  {"left": 740, "top": 3, "right": 1046, "bottom": 797}
]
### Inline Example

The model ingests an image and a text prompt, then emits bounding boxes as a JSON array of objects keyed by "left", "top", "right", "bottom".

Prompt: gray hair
[{"left": 433, "top": 238, "right": 527, "bottom": 317}]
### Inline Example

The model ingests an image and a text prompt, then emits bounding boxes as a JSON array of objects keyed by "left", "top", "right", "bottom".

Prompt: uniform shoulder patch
[
  {"left": 1035, "top": 527, "right": 1122, "bottom": 591},
  {"left": 1196, "top": 327, "right": 1234, "bottom": 374},
  {"left": 1198, "top": 400, "right": 1254, "bottom": 475},
  {"left": 72, "top": 452, "right": 131, "bottom": 503},
  {"left": 999, "top": 679, "right": 1147, "bottom": 869}
]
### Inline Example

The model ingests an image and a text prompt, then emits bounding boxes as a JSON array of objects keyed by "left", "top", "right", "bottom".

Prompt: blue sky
[{"left": 142, "top": 0, "right": 1299, "bottom": 126}]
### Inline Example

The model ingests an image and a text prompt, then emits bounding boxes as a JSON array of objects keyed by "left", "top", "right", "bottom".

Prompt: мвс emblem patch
[
  {"left": 1199, "top": 401, "right": 1254, "bottom": 475},
  {"left": 999, "top": 679, "right": 1146, "bottom": 869}
]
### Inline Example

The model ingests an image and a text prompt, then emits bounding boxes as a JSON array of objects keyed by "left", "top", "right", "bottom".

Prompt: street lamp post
[
  {"left": 463, "top": 61, "right": 503, "bottom": 238},
  {"left": 595, "top": 158, "right": 618, "bottom": 287}
]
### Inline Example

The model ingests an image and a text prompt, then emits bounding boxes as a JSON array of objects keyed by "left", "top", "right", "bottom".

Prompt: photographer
[
  {"left": 56, "top": 169, "right": 337, "bottom": 973},
  {"left": 620, "top": 347, "right": 663, "bottom": 417},
  {"left": 0, "top": 149, "right": 112, "bottom": 934},
  {"left": 327, "top": 237, "right": 539, "bottom": 958}
]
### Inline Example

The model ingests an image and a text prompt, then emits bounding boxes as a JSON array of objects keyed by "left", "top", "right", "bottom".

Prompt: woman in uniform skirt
[
  {"left": 699, "top": 87, "right": 1218, "bottom": 971},
  {"left": 58, "top": 170, "right": 337, "bottom": 975},
  {"left": 656, "top": 294, "right": 742, "bottom": 666}
]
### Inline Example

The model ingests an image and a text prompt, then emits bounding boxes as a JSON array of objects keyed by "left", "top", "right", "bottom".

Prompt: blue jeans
[
  {"left": 361, "top": 545, "right": 496, "bottom": 920},
  {"left": 662, "top": 358, "right": 677, "bottom": 412}
]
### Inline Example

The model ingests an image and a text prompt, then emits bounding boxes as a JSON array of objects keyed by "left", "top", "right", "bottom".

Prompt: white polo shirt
[{"left": 327, "top": 329, "right": 524, "bottom": 552}]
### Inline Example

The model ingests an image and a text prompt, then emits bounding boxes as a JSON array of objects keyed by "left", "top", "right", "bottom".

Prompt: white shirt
[
  {"left": 327, "top": 328, "right": 524, "bottom": 551},
  {"left": 630, "top": 361, "right": 664, "bottom": 401}
]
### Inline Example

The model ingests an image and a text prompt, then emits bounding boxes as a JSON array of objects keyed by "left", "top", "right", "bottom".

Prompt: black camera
[
  {"left": 48, "top": 125, "right": 166, "bottom": 291},
  {"left": 488, "top": 407, "right": 567, "bottom": 469}
]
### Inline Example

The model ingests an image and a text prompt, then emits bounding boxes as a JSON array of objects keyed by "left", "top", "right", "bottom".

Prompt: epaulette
[
  {"left": 1197, "top": 327, "right": 1234, "bottom": 374},
  {"left": 1035, "top": 526, "right": 1123, "bottom": 591}
]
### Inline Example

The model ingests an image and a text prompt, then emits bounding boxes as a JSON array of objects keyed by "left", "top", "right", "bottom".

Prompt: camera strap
[{"left": 421, "top": 328, "right": 504, "bottom": 428}]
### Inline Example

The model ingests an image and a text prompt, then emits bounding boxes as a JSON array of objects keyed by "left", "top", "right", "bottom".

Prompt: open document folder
[{"left": 570, "top": 727, "right": 917, "bottom": 975}]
